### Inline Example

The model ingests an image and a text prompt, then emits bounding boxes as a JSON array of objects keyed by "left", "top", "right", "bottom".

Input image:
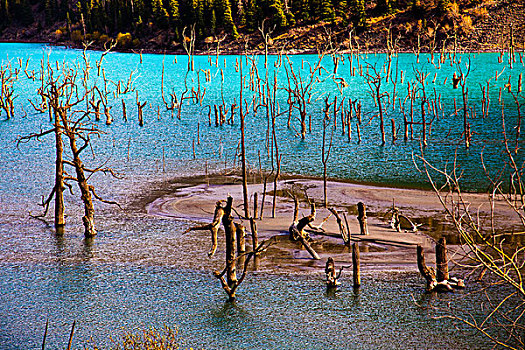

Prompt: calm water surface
[{"left": 1, "top": 43, "right": 523, "bottom": 349}]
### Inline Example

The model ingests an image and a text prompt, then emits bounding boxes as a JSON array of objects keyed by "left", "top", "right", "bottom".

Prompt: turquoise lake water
[{"left": 0, "top": 43, "right": 524, "bottom": 349}]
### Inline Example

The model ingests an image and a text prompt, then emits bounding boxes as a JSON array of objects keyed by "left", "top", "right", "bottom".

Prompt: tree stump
[
  {"left": 435, "top": 237, "right": 449, "bottom": 282},
  {"left": 417, "top": 245, "right": 437, "bottom": 291},
  {"left": 352, "top": 242, "right": 361, "bottom": 288},
  {"left": 325, "top": 257, "right": 339, "bottom": 287},
  {"left": 357, "top": 202, "right": 369, "bottom": 235}
]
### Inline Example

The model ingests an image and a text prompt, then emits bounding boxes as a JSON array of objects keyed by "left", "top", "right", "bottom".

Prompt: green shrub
[
  {"left": 116, "top": 32, "right": 133, "bottom": 47},
  {"left": 71, "top": 29, "right": 83, "bottom": 42},
  {"left": 99, "top": 34, "right": 110, "bottom": 44}
]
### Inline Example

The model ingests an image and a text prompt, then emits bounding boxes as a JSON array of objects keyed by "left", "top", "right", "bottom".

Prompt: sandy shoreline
[{"left": 139, "top": 172, "right": 520, "bottom": 276}]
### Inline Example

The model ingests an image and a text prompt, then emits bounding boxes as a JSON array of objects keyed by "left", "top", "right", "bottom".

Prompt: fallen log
[
  {"left": 328, "top": 207, "right": 349, "bottom": 245},
  {"left": 288, "top": 198, "right": 320, "bottom": 260}
]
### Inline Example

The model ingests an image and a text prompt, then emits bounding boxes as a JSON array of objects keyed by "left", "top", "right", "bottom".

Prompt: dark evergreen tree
[
  {"left": 269, "top": 0, "right": 287, "bottom": 28},
  {"left": 350, "top": 0, "right": 366, "bottom": 28},
  {"left": 219, "top": 0, "right": 239, "bottom": 38},
  {"left": 12, "top": 0, "right": 34, "bottom": 25},
  {"left": 152, "top": 0, "right": 169, "bottom": 27},
  {"left": 319, "top": 0, "right": 334, "bottom": 21},
  {"left": 377, "top": 0, "right": 391, "bottom": 14},
  {"left": 308, "top": 0, "right": 321, "bottom": 19}
]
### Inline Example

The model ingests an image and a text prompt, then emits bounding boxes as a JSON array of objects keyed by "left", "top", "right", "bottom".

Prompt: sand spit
[{"left": 142, "top": 173, "right": 521, "bottom": 276}]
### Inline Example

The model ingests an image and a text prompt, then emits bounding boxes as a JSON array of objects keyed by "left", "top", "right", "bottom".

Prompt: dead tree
[
  {"left": 182, "top": 25, "right": 196, "bottom": 72},
  {"left": 417, "top": 245, "right": 437, "bottom": 291},
  {"left": 18, "top": 104, "right": 66, "bottom": 232},
  {"left": 328, "top": 208, "right": 350, "bottom": 245},
  {"left": 19, "top": 49, "right": 130, "bottom": 238},
  {"left": 183, "top": 201, "right": 225, "bottom": 257},
  {"left": 352, "top": 242, "right": 361, "bottom": 288},
  {"left": 239, "top": 59, "right": 250, "bottom": 219},
  {"left": 457, "top": 59, "right": 472, "bottom": 148},
  {"left": 283, "top": 54, "right": 327, "bottom": 140},
  {"left": 417, "top": 244, "right": 464, "bottom": 292},
  {"left": 325, "top": 257, "right": 346, "bottom": 288},
  {"left": 213, "top": 196, "right": 270, "bottom": 301},
  {"left": 365, "top": 63, "right": 389, "bottom": 146},
  {"left": 322, "top": 97, "right": 334, "bottom": 207},
  {"left": 435, "top": 237, "right": 449, "bottom": 282},
  {"left": 0, "top": 59, "right": 19, "bottom": 119}
]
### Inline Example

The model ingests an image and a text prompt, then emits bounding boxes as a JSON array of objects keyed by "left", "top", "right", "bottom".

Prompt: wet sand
[{"left": 141, "top": 172, "right": 521, "bottom": 276}]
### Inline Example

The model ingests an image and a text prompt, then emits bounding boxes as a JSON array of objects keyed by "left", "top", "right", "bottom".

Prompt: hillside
[{"left": 0, "top": 0, "right": 523, "bottom": 54}]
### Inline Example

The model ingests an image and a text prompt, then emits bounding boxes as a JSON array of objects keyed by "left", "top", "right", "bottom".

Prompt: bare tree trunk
[
  {"left": 222, "top": 196, "right": 238, "bottom": 301},
  {"left": 352, "top": 242, "right": 361, "bottom": 288},
  {"left": 240, "top": 60, "right": 250, "bottom": 219},
  {"left": 328, "top": 208, "right": 349, "bottom": 245},
  {"left": 325, "top": 257, "right": 338, "bottom": 287},
  {"left": 435, "top": 237, "right": 449, "bottom": 282},
  {"left": 184, "top": 201, "right": 224, "bottom": 257},
  {"left": 54, "top": 110, "right": 65, "bottom": 232},
  {"left": 236, "top": 222, "right": 246, "bottom": 268},
  {"left": 63, "top": 115, "right": 96, "bottom": 238}
]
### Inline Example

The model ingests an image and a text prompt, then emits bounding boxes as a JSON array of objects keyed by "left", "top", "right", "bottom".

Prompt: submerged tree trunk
[
  {"left": 435, "top": 237, "right": 449, "bottom": 282},
  {"left": 222, "top": 196, "right": 238, "bottom": 300},
  {"left": 63, "top": 114, "right": 96, "bottom": 238},
  {"left": 54, "top": 110, "right": 65, "bottom": 232}
]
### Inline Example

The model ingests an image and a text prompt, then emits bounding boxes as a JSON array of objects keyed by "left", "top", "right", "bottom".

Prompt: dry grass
[{"left": 82, "top": 326, "right": 184, "bottom": 350}]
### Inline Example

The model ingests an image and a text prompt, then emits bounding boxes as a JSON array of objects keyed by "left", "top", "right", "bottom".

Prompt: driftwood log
[
  {"left": 288, "top": 199, "right": 320, "bottom": 260},
  {"left": 328, "top": 208, "right": 350, "bottom": 245}
]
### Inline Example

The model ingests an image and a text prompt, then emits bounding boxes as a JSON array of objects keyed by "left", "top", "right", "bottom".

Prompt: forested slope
[{"left": 0, "top": 0, "right": 523, "bottom": 53}]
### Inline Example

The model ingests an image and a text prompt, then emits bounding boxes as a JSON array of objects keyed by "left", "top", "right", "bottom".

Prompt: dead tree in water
[
  {"left": 239, "top": 59, "right": 250, "bottom": 219},
  {"left": 283, "top": 54, "right": 326, "bottom": 140},
  {"left": 325, "top": 257, "right": 348, "bottom": 288},
  {"left": 213, "top": 196, "right": 270, "bottom": 301},
  {"left": 417, "top": 245, "right": 437, "bottom": 291},
  {"left": 365, "top": 64, "right": 388, "bottom": 146},
  {"left": 322, "top": 97, "right": 334, "bottom": 207},
  {"left": 18, "top": 48, "right": 130, "bottom": 237},
  {"left": 457, "top": 59, "right": 472, "bottom": 148},
  {"left": 417, "top": 243, "right": 464, "bottom": 292},
  {"left": 0, "top": 59, "right": 20, "bottom": 119}
]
